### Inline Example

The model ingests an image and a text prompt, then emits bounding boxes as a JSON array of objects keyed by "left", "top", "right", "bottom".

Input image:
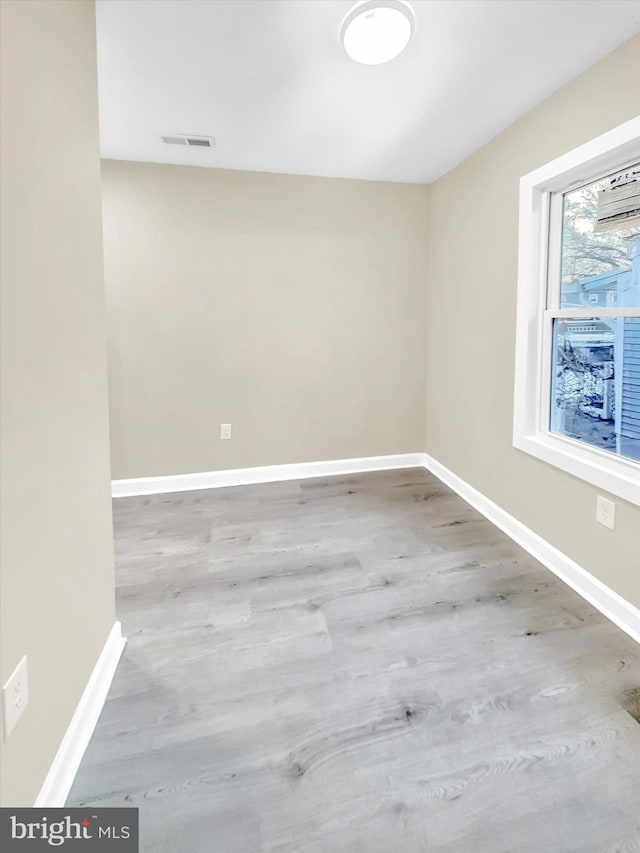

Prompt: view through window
[{"left": 550, "top": 169, "right": 640, "bottom": 462}]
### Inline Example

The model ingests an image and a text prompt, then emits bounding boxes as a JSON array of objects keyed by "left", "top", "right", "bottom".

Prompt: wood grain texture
[{"left": 68, "top": 469, "right": 640, "bottom": 852}]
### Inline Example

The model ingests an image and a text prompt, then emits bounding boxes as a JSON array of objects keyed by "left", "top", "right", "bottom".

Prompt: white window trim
[{"left": 513, "top": 116, "right": 640, "bottom": 507}]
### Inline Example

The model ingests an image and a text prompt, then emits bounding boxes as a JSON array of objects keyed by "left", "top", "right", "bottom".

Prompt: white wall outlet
[
  {"left": 220, "top": 423, "right": 232, "bottom": 440},
  {"left": 2, "top": 655, "right": 29, "bottom": 739},
  {"left": 596, "top": 495, "right": 616, "bottom": 530}
]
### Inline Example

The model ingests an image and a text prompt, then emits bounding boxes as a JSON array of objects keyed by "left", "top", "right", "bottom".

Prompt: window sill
[{"left": 514, "top": 431, "right": 640, "bottom": 506}]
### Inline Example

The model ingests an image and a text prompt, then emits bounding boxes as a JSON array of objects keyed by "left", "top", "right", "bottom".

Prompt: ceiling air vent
[{"left": 161, "top": 134, "right": 215, "bottom": 149}]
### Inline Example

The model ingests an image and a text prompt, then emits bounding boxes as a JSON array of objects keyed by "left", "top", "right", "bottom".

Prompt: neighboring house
[
  {"left": 620, "top": 240, "right": 640, "bottom": 452},
  {"left": 561, "top": 267, "right": 628, "bottom": 308},
  {"left": 556, "top": 262, "right": 640, "bottom": 459}
]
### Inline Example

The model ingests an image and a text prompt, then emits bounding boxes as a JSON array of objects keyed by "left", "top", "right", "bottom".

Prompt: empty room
[{"left": 1, "top": 0, "right": 640, "bottom": 850}]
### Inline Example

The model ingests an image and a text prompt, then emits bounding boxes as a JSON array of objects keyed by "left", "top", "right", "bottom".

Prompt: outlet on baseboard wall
[
  {"left": 596, "top": 495, "right": 616, "bottom": 530},
  {"left": 220, "top": 423, "right": 232, "bottom": 440}
]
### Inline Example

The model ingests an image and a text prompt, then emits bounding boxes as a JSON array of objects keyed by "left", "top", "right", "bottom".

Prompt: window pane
[
  {"left": 550, "top": 317, "right": 640, "bottom": 462},
  {"left": 560, "top": 172, "right": 640, "bottom": 309}
]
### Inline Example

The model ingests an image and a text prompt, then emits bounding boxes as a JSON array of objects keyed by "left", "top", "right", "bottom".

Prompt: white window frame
[{"left": 514, "top": 116, "right": 640, "bottom": 507}]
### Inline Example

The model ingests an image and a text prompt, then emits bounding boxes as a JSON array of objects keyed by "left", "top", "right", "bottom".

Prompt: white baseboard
[
  {"left": 112, "top": 453, "right": 426, "bottom": 497},
  {"left": 423, "top": 452, "right": 640, "bottom": 646},
  {"left": 34, "top": 621, "right": 126, "bottom": 807}
]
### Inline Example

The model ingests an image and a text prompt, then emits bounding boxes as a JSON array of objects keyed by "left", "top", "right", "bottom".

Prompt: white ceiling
[{"left": 96, "top": 0, "right": 640, "bottom": 184}]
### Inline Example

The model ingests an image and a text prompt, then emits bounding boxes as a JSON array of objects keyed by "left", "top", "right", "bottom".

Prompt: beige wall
[
  {"left": 102, "top": 162, "right": 428, "bottom": 479},
  {"left": 0, "top": 0, "right": 115, "bottom": 805},
  {"left": 425, "top": 35, "right": 640, "bottom": 608}
]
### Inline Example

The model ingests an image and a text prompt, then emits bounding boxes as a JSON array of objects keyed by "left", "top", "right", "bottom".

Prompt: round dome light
[{"left": 341, "top": 1, "right": 415, "bottom": 66}]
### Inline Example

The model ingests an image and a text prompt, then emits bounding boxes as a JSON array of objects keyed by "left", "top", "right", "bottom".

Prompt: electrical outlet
[
  {"left": 2, "top": 655, "right": 28, "bottom": 739},
  {"left": 220, "top": 423, "right": 232, "bottom": 440},
  {"left": 596, "top": 495, "right": 616, "bottom": 530}
]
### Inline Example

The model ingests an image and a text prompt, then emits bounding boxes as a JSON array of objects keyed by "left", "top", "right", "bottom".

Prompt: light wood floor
[{"left": 69, "top": 468, "right": 640, "bottom": 852}]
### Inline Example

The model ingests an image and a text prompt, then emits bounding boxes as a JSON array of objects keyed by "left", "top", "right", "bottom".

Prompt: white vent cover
[{"left": 161, "top": 134, "right": 215, "bottom": 149}]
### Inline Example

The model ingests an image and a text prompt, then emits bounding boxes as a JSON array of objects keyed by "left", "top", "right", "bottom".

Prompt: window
[{"left": 514, "top": 117, "right": 640, "bottom": 506}]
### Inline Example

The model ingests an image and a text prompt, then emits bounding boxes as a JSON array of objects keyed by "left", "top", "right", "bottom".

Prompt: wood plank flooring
[{"left": 68, "top": 468, "right": 640, "bottom": 852}]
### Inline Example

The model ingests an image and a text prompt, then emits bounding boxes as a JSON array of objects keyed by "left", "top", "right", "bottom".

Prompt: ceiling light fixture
[{"left": 340, "top": 0, "right": 415, "bottom": 66}]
